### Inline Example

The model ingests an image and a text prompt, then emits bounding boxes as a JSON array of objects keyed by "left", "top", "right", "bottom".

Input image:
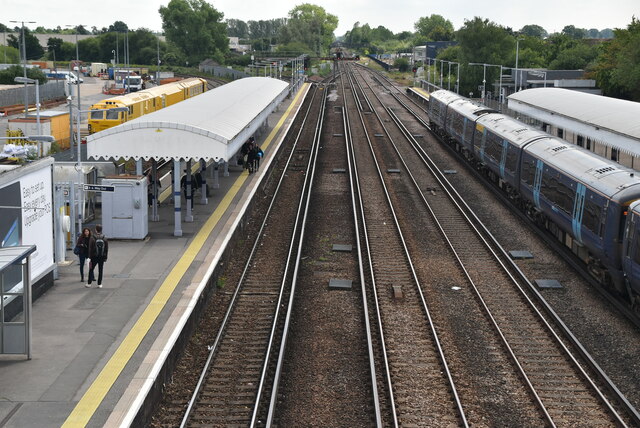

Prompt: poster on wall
[{"left": 0, "top": 164, "right": 54, "bottom": 283}]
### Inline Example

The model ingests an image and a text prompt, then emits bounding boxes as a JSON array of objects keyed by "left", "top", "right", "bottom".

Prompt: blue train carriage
[
  {"left": 622, "top": 200, "right": 640, "bottom": 306},
  {"left": 427, "top": 90, "right": 463, "bottom": 133},
  {"left": 520, "top": 137, "right": 640, "bottom": 292},
  {"left": 472, "top": 114, "right": 548, "bottom": 195},
  {"left": 444, "top": 98, "right": 494, "bottom": 156}
]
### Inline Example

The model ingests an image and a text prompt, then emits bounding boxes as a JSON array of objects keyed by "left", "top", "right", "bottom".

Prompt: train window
[
  {"left": 577, "top": 135, "right": 584, "bottom": 147},
  {"left": 106, "top": 110, "right": 119, "bottom": 120},
  {"left": 485, "top": 132, "right": 502, "bottom": 162},
  {"left": 611, "top": 148, "right": 619, "bottom": 162},
  {"left": 541, "top": 174, "right": 573, "bottom": 214},
  {"left": 90, "top": 110, "right": 104, "bottom": 120},
  {"left": 505, "top": 147, "right": 518, "bottom": 173},
  {"left": 583, "top": 198, "right": 602, "bottom": 236},
  {"left": 634, "top": 231, "right": 640, "bottom": 264},
  {"left": 452, "top": 114, "right": 464, "bottom": 135},
  {"left": 521, "top": 159, "right": 536, "bottom": 185},
  {"left": 557, "top": 128, "right": 564, "bottom": 138}
]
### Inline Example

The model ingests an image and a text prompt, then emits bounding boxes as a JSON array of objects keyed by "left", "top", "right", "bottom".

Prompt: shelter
[
  {"left": 508, "top": 88, "right": 640, "bottom": 169},
  {"left": 86, "top": 77, "right": 290, "bottom": 236}
]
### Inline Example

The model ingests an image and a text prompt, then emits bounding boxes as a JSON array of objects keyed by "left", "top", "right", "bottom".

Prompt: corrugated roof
[
  {"left": 508, "top": 88, "right": 640, "bottom": 141},
  {"left": 87, "top": 77, "right": 289, "bottom": 162}
]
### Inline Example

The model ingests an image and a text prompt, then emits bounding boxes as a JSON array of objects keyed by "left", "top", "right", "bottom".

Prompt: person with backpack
[
  {"left": 74, "top": 227, "right": 91, "bottom": 282},
  {"left": 87, "top": 224, "right": 109, "bottom": 288},
  {"left": 253, "top": 145, "right": 264, "bottom": 172}
]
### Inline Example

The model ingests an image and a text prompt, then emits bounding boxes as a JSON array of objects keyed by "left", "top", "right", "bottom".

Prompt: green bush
[{"left": 393, "top": 57, "right": 410, "bottom": 72}]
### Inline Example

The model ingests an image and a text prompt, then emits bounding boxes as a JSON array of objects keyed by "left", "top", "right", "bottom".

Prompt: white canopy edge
[{"left": 87, "top": 79, "right": 289, "bottom": 162}]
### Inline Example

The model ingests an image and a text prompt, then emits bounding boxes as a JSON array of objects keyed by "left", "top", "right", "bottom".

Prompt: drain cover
[
  {"left": 509, "top": 250, "right": 534, "bottom": 259},
  {"left": 329, "top": 279, "right": 352, "bottom": 290},
  {"left": 332, "top": 244, "right": 352, "bottom": 252},
  {"left": 535, "top": 279, "right": 563, "bottom": 289}
]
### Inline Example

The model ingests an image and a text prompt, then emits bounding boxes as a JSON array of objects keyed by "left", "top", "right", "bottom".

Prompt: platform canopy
[
  {"left": 508, "top": 88, "right": 640, "bottom": 156},
  {"left": 87, "top": 77, "right": 289, "bottom": 162}
]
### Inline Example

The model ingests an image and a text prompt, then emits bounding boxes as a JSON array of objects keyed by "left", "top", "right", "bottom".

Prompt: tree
[
  {"left": 394, "top": 57, "right": 409, "bottom": 72},
  {"left": 587, "top": 28, "right": 600, "bottom": 38},
  {"left": 455, "top": 17, "right": 514, "bottom": 95},
  {"left": 47, "top": 37, "right": 64, "bottom": 61},
  {"left": 159, "top": 0, "right": 228, "bottom": 64},
  {"left": 562, "top": 25, "right": 587, "bottom": 39},
  {"left": 0, "top": 46, "right": 20, "bottom": 64},
  {"left": 226, "top": 19, "right": 249, "bottom": 38},
  {"left": 519, "top": 24, "right": 548, "bottom": 39},
  {"left": 75, "top": 25, "right": 90, "bottom": 35},
  {"left": 0, "top": 65, "right": 46, "bottom": 85},
  {"left": 278, "top": 4, "right": 338, "bottom": 56},
  {"left": 7, "top": 28, "right": 44, "bottom": 60},
  {"left": 414, "top": 14, "right": 454, "bottom": 41},
  {"left": 593, "top": 17, "right": 640, "bottom": 101},
  {"left": 108, "top": 21, "right": 129, "bottom": 33}
]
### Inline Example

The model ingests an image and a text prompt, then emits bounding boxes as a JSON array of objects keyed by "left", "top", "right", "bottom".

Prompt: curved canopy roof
[
  {"left": 508, "top": 88, "right": 640, "bottom": 156},
  {"left": 87, "top": 77, "right": 289, "bottom": 162}
]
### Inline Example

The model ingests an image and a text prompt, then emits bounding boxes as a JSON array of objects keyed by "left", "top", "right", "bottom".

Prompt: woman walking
[{"left": 75, "top": 227, "right": 91, "bottom": 283}]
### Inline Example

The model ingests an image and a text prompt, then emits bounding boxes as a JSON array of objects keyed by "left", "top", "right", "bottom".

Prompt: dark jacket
[
  {"left": 89, "top": 233, "right": 109, "bottom": 261},
  {"left": 75, "top": 235, "right": 90, "bottom": 257}
]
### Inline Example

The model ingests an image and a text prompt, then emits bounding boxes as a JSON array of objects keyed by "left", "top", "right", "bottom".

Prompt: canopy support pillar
[
  {"left": 224, "top": 161, "right": 229, "bottom": 177},
  {"left": 185, "top": 160, "right": 193, "bottom": 222},
  {"left": 213, "top": 165, "right": 220, "bottom": 189},
  {"left": 199, "top": 159, "right": 208, "bottom": 205},
  {"left": 136, "top": 159, "right": 143, "bottom": 175},
  {"left": 172, "top": 160, "right": 182, "bottom": 237},
  {"left": 151, "top": 159, "right": 159, "bottom": 221}
]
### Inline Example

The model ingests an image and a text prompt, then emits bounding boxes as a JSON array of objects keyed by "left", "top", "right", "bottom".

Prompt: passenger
[
  {"left": 87, "top": 224, "right": 109, "bottom": 288},
  {"left": 240, "top": 137, "right": 255, "bottom": 169},
  {"left": 74, "top": 227, "right": 91, "bottom": 283},
  {"left": 251, "top": 145, "right": 264, "bottom": 172}
]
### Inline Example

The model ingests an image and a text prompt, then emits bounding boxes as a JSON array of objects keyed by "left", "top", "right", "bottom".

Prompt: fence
[
  {"left": 0, "top": 80, "right": 66, "bottom": 108},
  {"left": 199, "top": 65, "right": 249, "bottom": 80},
  {"left": 367, "top": 54, "right": 391, "bottom": 71}
]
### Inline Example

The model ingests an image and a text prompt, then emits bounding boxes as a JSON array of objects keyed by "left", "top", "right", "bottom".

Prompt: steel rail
[
  {"left": 343, "top": 64, "right": 398, "bottom": 428},
  {"left": 261, "top": 85, "right": 328, "bottom": 426},
  {"left": 347, "top": 63, "right": 469, "bottom": 427},
  {"left": 179, "top": 86, "right": 320, "bottom": 428},
  {"left": 339, "top": 63, "right": 384, "bottom": 427},
  {"left": 357, "top": 66, "right": 632, "bottom": 425}
]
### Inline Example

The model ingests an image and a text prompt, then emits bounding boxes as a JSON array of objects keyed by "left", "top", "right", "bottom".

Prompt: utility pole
[{"left": 10, "top": 20, "right": 35, "bottom": 118}]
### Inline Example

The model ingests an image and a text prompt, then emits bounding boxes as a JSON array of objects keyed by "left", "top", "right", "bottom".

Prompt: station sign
[{"left": 83, "top": 184, "right": 115, "bottom": 192}]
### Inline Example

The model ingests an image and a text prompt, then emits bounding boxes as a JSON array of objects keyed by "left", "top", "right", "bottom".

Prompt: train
[
  {"left": 88, "top": 77, "right": 208, "bottom": 134},
  {"left": 425, "top": 88, "right": 640, "bottom": 309}
]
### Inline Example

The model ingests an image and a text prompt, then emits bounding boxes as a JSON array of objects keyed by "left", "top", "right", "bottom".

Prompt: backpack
[{"left": 95, "top": 235, "right": 105, "bottom": 258}]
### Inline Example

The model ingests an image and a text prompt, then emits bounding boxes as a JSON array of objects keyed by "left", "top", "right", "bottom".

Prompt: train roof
[
  {"left": 629, "top": 200, "right": 640, "bottom": 216},
  {"left": 448, "top": 97, "right": 495, "bottom": 120},
  {"left": 429, "top": 89, "right": 463, "bottom": 105},
  {"left": 476, "top": 113, "right": 548, "bottom": 148},
  {"left": 526, "top": 137, "right": 640, "bottom": 200},
  {"left": 90, "top": 78, "right": 205, "bottom": 109}
]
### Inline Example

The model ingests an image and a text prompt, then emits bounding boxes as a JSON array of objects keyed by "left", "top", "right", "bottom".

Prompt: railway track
[
  {"left": 343, "top": 62, "right": 467, "bottom": 426},
  {"left": 348, "top": 62, "right": 639, "bottom": 426}
]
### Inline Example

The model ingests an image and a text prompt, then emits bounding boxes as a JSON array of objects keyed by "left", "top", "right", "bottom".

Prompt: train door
[
  {"left": 571, "top": 183, "right": 586, "bottom": 244},
  {"left": 499, "top": 139, "right": 508, "bottom": 178},
  {"left": 532, "top": 159, "right": 544, "bottom": 208}
]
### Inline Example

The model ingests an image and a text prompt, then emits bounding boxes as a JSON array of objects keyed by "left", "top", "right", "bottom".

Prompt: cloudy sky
[{"left": 3, "top": 0, "right": 638, "bottom": 36}]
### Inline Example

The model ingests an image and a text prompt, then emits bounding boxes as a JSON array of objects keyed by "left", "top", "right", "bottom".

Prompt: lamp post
[
  {"left": 9, "top": 20, "right": 36, "bottom": 119},
  {"left": 66, "top": 24, "right": 85, "bottom": 154},
  {"left": 515, "top": 37, "right": 525, "bottom": 93},
  {"left": 14, "top": 76, "right": 41, "bottom": 154}
]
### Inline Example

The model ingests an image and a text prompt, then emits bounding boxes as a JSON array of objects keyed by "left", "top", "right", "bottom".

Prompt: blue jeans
[{"left": 79, "top": 254, "right": 87, "bottom": 279}]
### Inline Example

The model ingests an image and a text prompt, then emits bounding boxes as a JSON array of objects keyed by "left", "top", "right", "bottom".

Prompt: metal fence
[
  {"left": 199, "top": 65, "right": 249, "bottom": 80},
  {"left": 0, "top": 81, "right": 66, "bottom": 108}
]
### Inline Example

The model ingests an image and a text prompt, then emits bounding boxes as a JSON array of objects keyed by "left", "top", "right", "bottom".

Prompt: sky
[{"left": 3, "top": 0, "right": 638, "bottom": 37}]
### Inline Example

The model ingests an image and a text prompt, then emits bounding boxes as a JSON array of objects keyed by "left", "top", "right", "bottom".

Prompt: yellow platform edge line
[{"left": 62, "top": 83, "right": 308, "bottom": 427}]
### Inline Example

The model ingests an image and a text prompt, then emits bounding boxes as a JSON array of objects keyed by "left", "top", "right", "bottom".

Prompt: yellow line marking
[
  {"left": 62, "top": 83, "right": 309, "bottom": 428},
  {"left": 411, "top": 87, "right": 430, "bottom": 99}
]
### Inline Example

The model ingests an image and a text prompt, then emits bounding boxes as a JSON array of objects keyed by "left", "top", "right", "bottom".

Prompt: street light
[
  {"left": 515, "top": 37, "right": 525, "bottom": 92},
  {"left": 10, "top": 20, "right": 36, "bottom": 118},
  {"left": 14, "top": 76, "right": 41, "bottom": 154}
]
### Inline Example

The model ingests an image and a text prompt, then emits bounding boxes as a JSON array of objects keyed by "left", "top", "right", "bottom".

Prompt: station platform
[
  {"left": 407, "top": 86, "right": 430, "bottom": 102},
  {"left": 0, "top": 83, "right": 311, "bottom": 428}
]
